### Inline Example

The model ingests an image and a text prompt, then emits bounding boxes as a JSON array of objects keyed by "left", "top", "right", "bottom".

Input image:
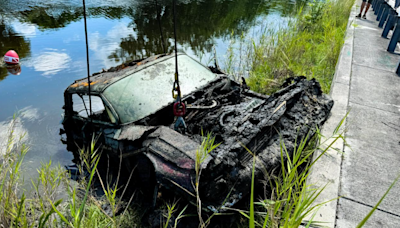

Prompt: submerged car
[{"left": 61, "top": 53, "right": 333, "bottom": 211}]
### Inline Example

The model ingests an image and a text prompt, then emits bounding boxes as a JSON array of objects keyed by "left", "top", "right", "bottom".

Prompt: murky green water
[{"left": 0, "top": 0, "right": 306, "bottom": 179}]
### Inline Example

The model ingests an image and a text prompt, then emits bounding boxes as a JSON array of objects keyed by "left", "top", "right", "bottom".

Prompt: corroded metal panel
[
  {"left": 143, "top": 126, "right": 210, "bottom": 170},
  {"left": 116, "top": 125, "right": 156, "bottom": 141}
]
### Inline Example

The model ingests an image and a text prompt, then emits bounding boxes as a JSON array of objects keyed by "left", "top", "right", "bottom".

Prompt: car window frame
[{"left": 68, "top": 92, "right": 119, "bottom": 127}]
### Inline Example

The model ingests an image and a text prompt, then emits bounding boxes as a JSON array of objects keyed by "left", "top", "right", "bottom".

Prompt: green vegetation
[
  {"left": 194, "top": 132, "right": 220, "bottom": 228},
  {"left": 243, "top": 126, "right": 345, "bottom": 228},
  {"left": 228, "top": 0, "right": 355, "bottom": 94},
  {"left": 0, "top": 116, "right": 139, "bottom": 227},
  {"left": 0, "top": 114, "right": 29, "bottom": 227}
]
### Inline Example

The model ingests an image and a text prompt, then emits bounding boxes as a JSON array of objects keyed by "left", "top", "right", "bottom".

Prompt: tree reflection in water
[
  {"left": 110, "top": 0, "right": 308, "bottom": 60},
  {"left": 0, "top": 0, "right": 308, "bottom": 80}
]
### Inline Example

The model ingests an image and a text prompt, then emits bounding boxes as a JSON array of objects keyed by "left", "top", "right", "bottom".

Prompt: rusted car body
[{"left": 62, "top": 53, "right": 333, "bottom": 211}]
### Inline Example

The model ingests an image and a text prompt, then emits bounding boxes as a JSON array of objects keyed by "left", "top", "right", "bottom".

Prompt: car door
[{"left": 68, "top": 93, "right": 119, "bottom": 148}]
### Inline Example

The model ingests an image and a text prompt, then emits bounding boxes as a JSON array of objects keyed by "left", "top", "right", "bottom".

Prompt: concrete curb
[{"left": 305, "top": 2, "right": 357, "bottom": 227}]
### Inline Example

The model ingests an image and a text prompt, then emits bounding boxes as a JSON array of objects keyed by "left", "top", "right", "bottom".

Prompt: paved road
[{"left": 307, "top": 0, "right": 400, "bottom": 227}]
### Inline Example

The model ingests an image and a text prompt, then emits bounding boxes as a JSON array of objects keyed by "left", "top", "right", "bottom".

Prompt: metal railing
[{"left": 370, "top": 0, "right": 400, "bottom": 75}]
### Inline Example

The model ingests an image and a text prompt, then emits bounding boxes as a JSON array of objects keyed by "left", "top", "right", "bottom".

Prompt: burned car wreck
[{"left": 61, "top": 53, "right": 333, "bottom": 211}]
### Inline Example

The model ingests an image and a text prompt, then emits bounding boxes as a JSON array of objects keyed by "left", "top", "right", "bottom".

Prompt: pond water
[{"left": 0, "top": 0, "right": 307, "bottom": 180}]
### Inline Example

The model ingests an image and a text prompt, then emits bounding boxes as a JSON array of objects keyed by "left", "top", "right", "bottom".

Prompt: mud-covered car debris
[{"left": 61, "top": 53, "right": 333, "bottom": 211}]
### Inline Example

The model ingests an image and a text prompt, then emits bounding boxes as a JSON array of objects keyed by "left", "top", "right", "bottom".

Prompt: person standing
[{"left": 356, "top": 0, "right": 373, "bottom": 19}]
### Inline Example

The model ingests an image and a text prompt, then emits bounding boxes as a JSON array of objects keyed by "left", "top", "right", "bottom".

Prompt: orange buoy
[{"left": 4, "top": 50, "right": 19, "bottom": 65}]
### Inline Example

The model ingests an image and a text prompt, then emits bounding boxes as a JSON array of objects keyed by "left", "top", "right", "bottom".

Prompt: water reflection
[
  {"left": 109, "top": 0, "right": 308, "bottom": 60},
  {"left": 25, "top": 50, "right": 71, "bottom": 77},
  {"left": 89, "top": 20, "right": 136, "bottom": 68},
  {"left": 0, "top": 24, "right": 30, "bottom": 81},
  {"left": 0, "top": 0, "right": 308, "bottom": 81},
  {"left": 0, "top": 106, "right": 39, "bottom": 156},
  {"left": 12, "top": 20, "right": 37, "bottom": 38},
  {"left": 19, "top": 7, "right": 83, "bottom": 30},
  {"left": 6, "top": 64, "right": 21, "bottom": 75}
]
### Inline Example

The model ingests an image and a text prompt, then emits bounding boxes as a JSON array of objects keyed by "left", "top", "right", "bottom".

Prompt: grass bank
[{"left": 228, "top": 0, "right": 355, "bottom": 94}]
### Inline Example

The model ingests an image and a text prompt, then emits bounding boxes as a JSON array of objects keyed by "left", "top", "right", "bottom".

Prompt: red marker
[{"left": 4, "top": 50, "right": 19, "bottom": 65}]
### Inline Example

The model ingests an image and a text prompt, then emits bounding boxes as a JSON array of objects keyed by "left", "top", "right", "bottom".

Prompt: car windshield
[{"left": 103, "top": 55, "right": 217, "bottom": 124}]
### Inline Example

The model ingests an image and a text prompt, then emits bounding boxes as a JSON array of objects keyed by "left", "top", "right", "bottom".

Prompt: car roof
[
  {"left": 66, "top": 53, "right": 194, "bottom": 95},
  {"left": 65, "top": 52, "right": 220, "bottom": 124}
]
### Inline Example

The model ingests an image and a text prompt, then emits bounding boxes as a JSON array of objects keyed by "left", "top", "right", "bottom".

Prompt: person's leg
[
  {"left": 362, "top": 0, "right": 372, "bottom": 19},
  {"left": 363, "top": 3, "right": 371, "bottom": 15},
  {"left": 357, "top": 1, "right": 367, "bottom": 17}
]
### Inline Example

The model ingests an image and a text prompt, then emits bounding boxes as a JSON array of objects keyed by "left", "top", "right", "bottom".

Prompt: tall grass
[
  {"left": 225, "top": 0, "right": 355, "bottom": 94},
  {"left": 0, "top": 116, "right": 138, "bottom": 228},
  {"left": 240, "top": 119, "right": 347, "bottom": 228},
  {"left": 0, "top": 115, "right": 29, "bottom": 227},
  {"left": 193, "top": 132, "right": 222, "bottom": 228}
]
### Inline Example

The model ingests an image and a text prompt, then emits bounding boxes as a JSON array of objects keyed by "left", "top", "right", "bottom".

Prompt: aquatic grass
[
  {"left": 194, "top": 131, "right": 220, "bottom": 228},
  {"left": 163, "top": 202, "right": 176, "bottom": 228},
  {"left": 227, "top": 0, "right": 355, "bottom": 94},
  {"left": 50, "top": 137, "right": 140, "bottom": 228},
  {"left": 0, "top": 116, "right": 140, "bottom": 228},
  {"left": 163, "top": 131, "right": 226, "bottom": 228},
  {"left": 0, "top": 115, "right": 29, "bottom": 227},
  {"left": 29, "top": 161, "right": 67, "bottom": 227},
  {"left": 162, "top": 200, "right": 189, "bottom": 228},
  {"left": 50, "top": 139, "right": 102, "bottom": 228},
  {"left": 94, "top": 150, "right": 138, "bottom": 227},
  {"left": 249, "top": 151, "right": 256, "bottom": 228},
  {"left": 32, "top": 138, "right": 140, "bottom": 228}
]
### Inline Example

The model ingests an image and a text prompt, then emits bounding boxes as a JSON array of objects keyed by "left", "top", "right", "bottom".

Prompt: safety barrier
[{"left": 370, "top": 0, "right": 400, "bottom": 75}]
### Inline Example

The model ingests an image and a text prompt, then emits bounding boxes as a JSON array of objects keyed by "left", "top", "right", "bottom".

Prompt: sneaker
[
  {"left": 356, "top": 13, "right": 361, "bottom": 18},
  {"left": 362, "top": 14, "right": 367, "bottom": 19}
]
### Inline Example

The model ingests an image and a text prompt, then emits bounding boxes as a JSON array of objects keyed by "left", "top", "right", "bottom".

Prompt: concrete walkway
[{"left": 307, "top": 1, "right": 400, "bottom": 227}]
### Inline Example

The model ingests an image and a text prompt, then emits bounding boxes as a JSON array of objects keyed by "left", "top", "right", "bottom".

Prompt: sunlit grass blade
[
  {"left": 356, "top": 173, "right": 400, "bottom": 228},
  {"left": 249, "top": 153, "right": 256, "bottom": 228}
]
